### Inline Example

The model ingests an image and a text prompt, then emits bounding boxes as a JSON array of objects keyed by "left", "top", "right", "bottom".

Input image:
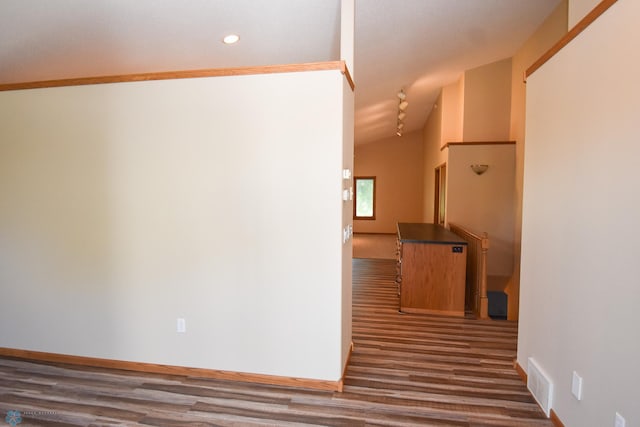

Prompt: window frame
[{"left": 353, "top": 176, "right": 376, "bottom": 220}]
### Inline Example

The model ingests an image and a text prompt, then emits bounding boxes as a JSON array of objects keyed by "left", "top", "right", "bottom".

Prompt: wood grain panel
[
  {"left": 0, "top": 259, "right": 552, "bottom": 426},
  {"left": 400, "top": 243, "right": 466, "bottom": 316}
]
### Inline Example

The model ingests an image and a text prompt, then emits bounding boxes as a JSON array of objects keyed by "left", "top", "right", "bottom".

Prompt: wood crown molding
[
  {"left": 526, "top": 0, "right": 618, "bottom": 79},
  {"left": 514, "top": 360, "right": 565, "bottom": 427},
  {"left": 0, "top": 60, "right": 355, "bottom": 92},
  {"left": 0, "top": 347, "right": 343, "bottom": 392},
  {"left": 440, "top": 140, "right": 516, "bottom": 151}
]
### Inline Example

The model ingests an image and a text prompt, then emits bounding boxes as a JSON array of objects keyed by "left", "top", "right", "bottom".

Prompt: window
[{"left": 354, "top": 176, "right": 376, "bottom": 220}]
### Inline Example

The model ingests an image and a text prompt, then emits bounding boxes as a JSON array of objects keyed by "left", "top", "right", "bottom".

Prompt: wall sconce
[
  {"left": 470, "top": 164, "right": 489, "bottom": 175},
  {"left": 396, "top": 89, "right": 408, "bottom": 136}
]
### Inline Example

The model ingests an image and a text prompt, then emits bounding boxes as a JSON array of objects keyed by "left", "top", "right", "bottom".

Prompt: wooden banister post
[{"left": 479, "top": 232, "right": 490, "bottom": 319}]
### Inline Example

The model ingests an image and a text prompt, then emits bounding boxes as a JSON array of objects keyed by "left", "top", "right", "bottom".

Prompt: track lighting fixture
[{"left": 396, "top": 89, "right": 408, "bottom": 137}]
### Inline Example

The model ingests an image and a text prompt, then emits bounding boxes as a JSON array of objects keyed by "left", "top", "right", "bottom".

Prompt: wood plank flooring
[{"left": 0, "top": 258, "right": 552, "bottom": 426}]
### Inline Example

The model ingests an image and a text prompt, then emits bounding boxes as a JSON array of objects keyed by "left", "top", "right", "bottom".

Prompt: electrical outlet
[
  {"left": 176, "top": 318, "right": 186, "bottom": 333},
  {"left": 571, "top": 371, "right": 583, "bottom": 400},
  {"left": 614, "top": 412, "right": 626, "bottom": 427}
]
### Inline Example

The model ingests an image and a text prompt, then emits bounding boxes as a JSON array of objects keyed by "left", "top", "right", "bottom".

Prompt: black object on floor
[{"left": 487, "top": 291, "right": 508, "bottom": 320}]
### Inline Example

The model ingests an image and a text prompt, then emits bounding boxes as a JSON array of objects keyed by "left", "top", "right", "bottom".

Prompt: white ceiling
[{"left": 0, "top": 0, "right": 561, "bottom": 145}]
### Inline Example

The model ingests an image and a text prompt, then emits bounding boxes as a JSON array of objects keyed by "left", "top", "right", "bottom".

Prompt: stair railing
[{"left": 448, "top": 223, "right": 489, "bottom": 319}]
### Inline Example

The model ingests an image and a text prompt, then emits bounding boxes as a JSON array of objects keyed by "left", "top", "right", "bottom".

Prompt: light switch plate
[
  {"left": 176, "top": 318, "right": 186, "bottom": 333},
  {"left": 571, "top": 371, "right": 583, "bottom": 400}
]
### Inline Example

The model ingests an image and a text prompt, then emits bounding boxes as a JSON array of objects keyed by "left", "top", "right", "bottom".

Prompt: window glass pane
[{"left": 355, "top": 178, "right": 374, "bottom": 218}]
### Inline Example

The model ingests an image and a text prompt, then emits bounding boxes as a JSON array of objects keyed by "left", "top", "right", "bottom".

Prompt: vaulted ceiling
[{"left": 0, "top": 0, "right": 561, "bottom": 145}]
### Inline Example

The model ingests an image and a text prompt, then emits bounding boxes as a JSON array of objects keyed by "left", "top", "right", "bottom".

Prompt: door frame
[{"left": 434, "top": 162, "right": 446, "bottom": 225}]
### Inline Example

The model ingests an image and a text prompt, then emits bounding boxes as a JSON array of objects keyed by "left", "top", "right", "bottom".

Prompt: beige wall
[
  {"left": 421, "top": 91, "right": 445, "bottom": 223},
  {"left": 446, "top": 144, "right": 515, "bottom": 279},
  {"left": 354, "top": 130, "right": 424, "bottom": 233},
  {"left": 569, "top": 0, "right": 600, "bottom": 26},
  {"left": 462, "top": 58, "right": 512, "bottom": 142},
  {"left": 508, "top": 1, "right": 568, "bottom": 320},
  {"left": 341, "top": 77, "right": 354, "bottom": 370},
  {"left": 441, "top": 76, "right": 464, "bottom": 144},
  {"left": 0, "top": 70, "right": 352, "bottom": 382},
  {"left": 340, "top": 0, "right": 355, "bottom": 373},
  {"left": 421, "top": 59, "right": 516, "bottom": 282},
  {"left": 518, "top": 0, "right": 639, "bottom": 424}
]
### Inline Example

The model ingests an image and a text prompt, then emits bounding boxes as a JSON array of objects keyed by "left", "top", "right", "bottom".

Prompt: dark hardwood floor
[{"left": 0, "top": 258, "right": 551, "bottom": 426}]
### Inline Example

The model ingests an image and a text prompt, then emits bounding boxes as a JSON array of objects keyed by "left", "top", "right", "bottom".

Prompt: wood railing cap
[{"left": 0, "top": 60, "right": 355, "bottom": 92}]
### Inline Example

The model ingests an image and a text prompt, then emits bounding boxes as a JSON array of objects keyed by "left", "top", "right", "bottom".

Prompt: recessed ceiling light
[{"left": 222, "top": 34, "right": 240, "bottom": 44}]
